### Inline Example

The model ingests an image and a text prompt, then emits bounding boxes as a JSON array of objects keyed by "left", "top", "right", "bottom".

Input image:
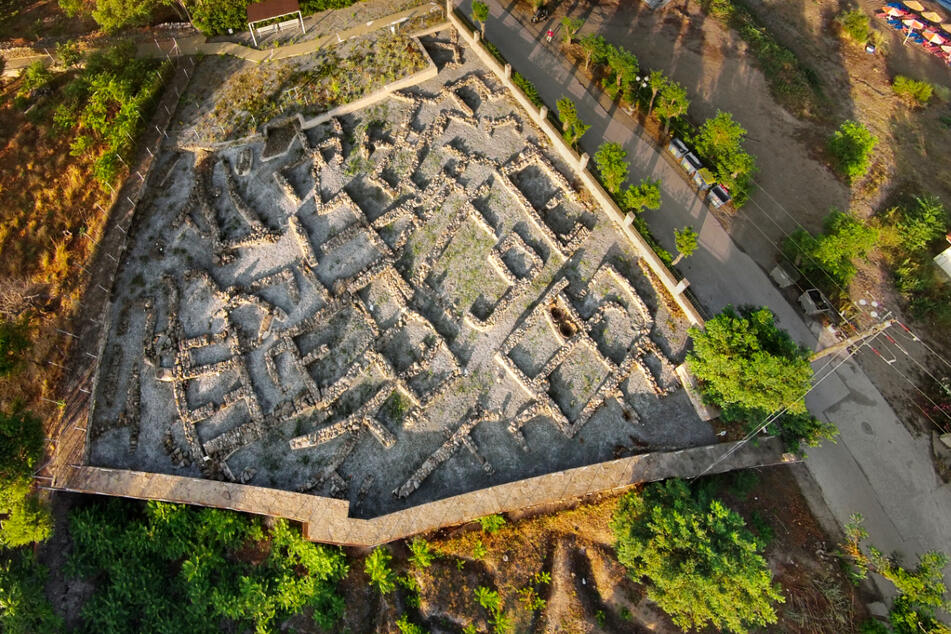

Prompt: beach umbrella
[
  {"left": 923, "top": 28, "right": 947, "bottom": 43},
  {"left": 904, "top": 1, "right": 925, "bottom": 11},
  {"left": 942, "top": 44, "right": 951, "bottom": 52},
  {"left": 921, "top": 11, "right": 942, "bottom": 22},
  {"left": 903, "top": 17, "right": 927, "bottom": 29},
  {"left": 883, "top": 6, "right": 907, "bottom": 16}
]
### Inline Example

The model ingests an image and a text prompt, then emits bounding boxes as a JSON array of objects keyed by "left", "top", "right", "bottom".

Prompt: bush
[
  {"left": 0, "top": 320, "right": 29, "bottom": 378},
  {"left": 828, "top": 120, "right": 877, "bottom": 182},
  {"left": 0, "top": 496, "right": 54, "bottom": 548},
  {"left": 189, "top": 0, "right": 250, "bottom": 36},
  {"left": 365, "top": 546, "right": 397, "bottom": 594},
  {"left": 611, "top": 479, "right": 784, "bottom": 633},
  {"left": 512, "top": 71, "right": 543, "bottom": 108},
  {"left": 67, "top": 500, "right": 348, "bottom": 631},
  {"left": 0, "top": 406, "right": 44, "bottom": 508},
  {"left": 783, "top": 209, "right": 878, "bottom": 289},
  {"left": 0, "top": 551, "right": 63, "bottom": 632},
  {"left": 837, "top": 10, "right": 871, "bottom": 44},
  {"left": 892, "top": 75, "right": 934, "bottom": 106},
  {"left": 478, "top": 514, "right": 506, "bottom": 534}
]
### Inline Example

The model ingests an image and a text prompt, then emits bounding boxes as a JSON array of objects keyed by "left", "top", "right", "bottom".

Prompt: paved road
[{"left": 455, "top": 0, "right": 951, "bottom": 593}]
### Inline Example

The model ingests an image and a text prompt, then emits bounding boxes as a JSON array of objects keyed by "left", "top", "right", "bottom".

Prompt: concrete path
[
  {"left": 1, "top": 2, "right": 441, "bottom": 74},
  {"left": 453, "top": 0, "right": 951, "bottom": 590}
]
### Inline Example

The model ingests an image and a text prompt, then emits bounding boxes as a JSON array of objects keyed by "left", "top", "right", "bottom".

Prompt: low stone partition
[
  {"left": 57, "top": 438, "right": 793, "bottom": 546},
  {"left": 443, "top": 5, "right": 704, "bottom": 326}
]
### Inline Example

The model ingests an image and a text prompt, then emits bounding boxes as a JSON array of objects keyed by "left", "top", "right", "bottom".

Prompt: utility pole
[{"left": 810, "top": 320, "right": 896, "bottom": 362}]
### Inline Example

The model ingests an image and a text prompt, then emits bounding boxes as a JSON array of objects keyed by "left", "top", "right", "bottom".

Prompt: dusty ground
[
  {"left": 86, "top": 31, "right": 711, "bottom": 518},
  {"left": 320, "top": 465, "right": 871, "bottom": 633}
]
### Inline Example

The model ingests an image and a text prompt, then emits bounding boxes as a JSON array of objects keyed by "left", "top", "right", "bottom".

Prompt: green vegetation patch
[{"left": 66, "top": 500, "right": 349, "bottom": 632}]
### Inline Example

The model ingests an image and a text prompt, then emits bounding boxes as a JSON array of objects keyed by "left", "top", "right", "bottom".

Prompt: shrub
[
  {"left": 611, "top": 479, "right": 784, "bottom": 633},
  {"left": 0, "top": 496, "right": 54, "bottom": 548},
  {"left": 837, "top": 10, "right": 871, "bottom": 44},
  {"left": 365, "top": 546, "right": 397, "bottom": 594},
  {"left": 56, "top": 40, "right": 83, "bottom": 68},
  {"left": 0, "top": 406, "right": 44, "bottom": 509},
  {"left": 512, "top": 71, "right": 543, "bottom": 108},
  {"left": 828, "top": 120, "right": 877, "bottom": 182},
  {"left": 396, "top": 613, "right": 427, "bottom": 634},
  {"left": 92, "top": 0, "right": 161, "bottom": 33},
  {"left": 0, "top": 551, "right": 63, "bottom": 632},
  {"left": 408, "top": 538, "right": 436, "bottom": 568},
  {"left": 68, "top": 501, "right": 348, "bottom": 631},
  {"left": 783, "top": 209, "right": 878, "bottom": 289},
  {"left": 478, "top": 514, "right": 506, "bottom": 534},
  {"left": 892, "top": 75, "right": 934, "bottom": 106},
  {"left": 0, "top": 320, "right": 29, "bottom": 378}
]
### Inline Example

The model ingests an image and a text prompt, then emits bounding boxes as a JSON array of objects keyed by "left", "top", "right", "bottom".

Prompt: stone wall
[{"left": 58, "top": 437, "right": 793, "bottom": 546}]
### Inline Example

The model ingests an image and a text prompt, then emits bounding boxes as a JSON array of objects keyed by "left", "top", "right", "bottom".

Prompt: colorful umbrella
[
  {"left": 903, "top": 17, "right": 927, "bottom": 29},
  {"left": 883, "top": 6, "right": 908, "bottom": 16},
  {"left": 903, "top": 1, "right": 925, "bottom": 11},
  {"left": 923, "top": 28, "right": 947, "bottom": 43},
  {"left": 921, "top": 11, "right": 943, "bottom": 22},
  {"left": 942, "top": 44, "right": 951, "bottom": 52}
]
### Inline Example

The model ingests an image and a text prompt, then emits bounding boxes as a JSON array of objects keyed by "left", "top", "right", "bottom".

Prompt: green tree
[
  {"left": 654, "top": 80, "right": 689, "bottom": 135},
  {"left": 842, "top": 514, "right": 951, "bottom": 634},
  {"left": 0, "top": 496, "right": 54, "bottom": 548},
  {"left": 646, "top": 69, "right": 667, "bottom": 114},
  {"left": 890, "top": 195, "right": 948, "bottom": 253},
  {"left": 560, "top": 17, "right": 583, "bottom": 45},
  {"left": 471, "top": 0, "right": 489, "bottom": 37},
  {"left": 55, "top": 40, "right": 83, "bottom": 68},
  {"left": 672, "top": 226, "right": 699, "bottom": 265},
  {"left": 0, "top": 320, "right": 29, "bottom": 378},
  {"left": 58, "top": 0, "right": 87, "bottom": 17},
  {"left": 67, "top": 500, "right": 348, "bottom": 631},
  {"left": 784, "top": 209, "right": 878, "bottom": 288},
  {"left": 365, "top": 546, "right": 397, "bottom": 594},
  {"left": 827, "top": 120, "right": 877, "bottom": 182},
  {"left": 91, "top": 0, "right": 161, "bottom": 33},
  {"left": 594, "top": 142, "right": 629, "bottom": 195},
  {"left": 836, "top": 9, "right": 870, "bottom": 44},
  {"left": 694, "top": 111, "right": 757, "bottom": 206},
  {"left": 611, "top": 479, "right": 784, "bottom": 633},
  {"left": 622, "top": 178, "right": 662, "bottom": 212},
  {"left": 0, "top": 551, "right": 63, "bottom": 633},
  {"left": 892, "top": 75, "right": 934, "bottom": 107},
  {"left": 687, "top": 306, "right": 812, "bottom": 416},
  {"left": 556, "top": 96, "right": 590, "bottom": 147},
  {"left": 606, "top": 46, "right": 638, "bottom": 99},
  {"left": 579, "top": 33, "right": 609, "bottom": 70},
  {"left": 0, "top": 406, "right": 43, "bottom": 508}
]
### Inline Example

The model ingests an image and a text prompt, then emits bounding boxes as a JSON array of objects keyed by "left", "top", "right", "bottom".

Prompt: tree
[
  {"left": 91, "top": 0, "right": 161, "bottom": 33},
  {"left": 841, "top": 514, "right": 951, "bottom": 633},
  {"left": 594, "top": 142, "right": 628, "bottom": 195},
  {"left": 836, "top": 9, "right": 870, "bottom": 44},
  {"left": 56, "top": 40, "right": 83, "bottom": 68},
  {"left": 606, "top": 46, "right": 638, "bottom": 99},
  {"left": 556, "top": 96, "right": 590, "bottom": 147},
  {"left": 783, "top": 209, "right": 878, "bottom": 288},
  {"left": 67, "top": 500, "right": 349, "bottom": 631},
  {"left": 611, "top": 479, "right": 784, "bottom": 633},
  {"left": 0, "top": 320, "right": 29, "bottom": 378},
  {"left": 646, "top": 69, "right": 667, "bottom": 115},
  {"left": 579, "top": 33, "right": 609, "bottom": 70},
  {"left": 0, "top": 407, "right": 43, "bottom": 506},
  {"left": 672, "top": 226, "right": 699, "bottom": 265},
  {"left": 471, "top": 1, "right": 489, "bottom": 37},
  {"left": 654, "top": 80, "right": 689, "bottom": 136},
  {"left": 0, "top": 496, "right": 53, "bottom": 548},
  {"left": 0, "top": 551, "right": 64, "bottom": 632},
  {"left": 695, "top": 111, "right": 758, "bottom": 206},
  {"left": 560, "top": 17, "right": 583, "bottom": 45},
  {"left": 687, "top": 306, "right": 812, "bottom": 416},
  {"left": 891, "top": 195, "right": 948, "bottom": 253},
  {"left": 622, "top": 178, "right": 662, "bottom": 212},
  {"left": 827, "top": 120, "right": 877, "bottom": 182}
]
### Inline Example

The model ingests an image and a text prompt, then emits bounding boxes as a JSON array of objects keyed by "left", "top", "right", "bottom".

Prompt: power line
[{"left": 693, "top": 331, "right": 880, "bottom": 479}]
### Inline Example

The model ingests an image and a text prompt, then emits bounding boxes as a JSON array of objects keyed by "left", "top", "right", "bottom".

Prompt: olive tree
[
  {"left": 471, "top": 1, "right": 489, "bottom": 37},
  {"left": 594, "top": 142, "right": 629, "bottom": 195}
]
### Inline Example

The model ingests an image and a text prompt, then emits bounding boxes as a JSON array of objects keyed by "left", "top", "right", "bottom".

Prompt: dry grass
[{"left": 0, "top": 73, "right": 114, "bottom": 423}]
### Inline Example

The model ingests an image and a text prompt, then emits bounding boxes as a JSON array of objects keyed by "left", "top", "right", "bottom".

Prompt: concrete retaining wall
[
  {"left": 59, "top": 438, "right": 792, "bottom": 546},
  {"left": 444, "top": 5, "right": 704, "bottom": 326}
]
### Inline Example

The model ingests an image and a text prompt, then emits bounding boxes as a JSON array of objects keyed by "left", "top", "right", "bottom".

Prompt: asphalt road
[{"left": 454, "top": 0, "right": 951, "bottom": 595}]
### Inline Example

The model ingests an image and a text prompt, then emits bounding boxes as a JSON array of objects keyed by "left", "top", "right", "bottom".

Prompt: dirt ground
[
  {"left": 316, "top": 465, "right": 872, "bottom": 633},
  {"left": 544, "top": 0, "right": 951, "bottom": 447}
]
